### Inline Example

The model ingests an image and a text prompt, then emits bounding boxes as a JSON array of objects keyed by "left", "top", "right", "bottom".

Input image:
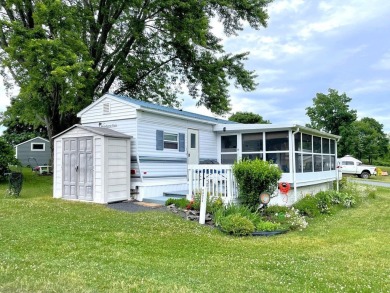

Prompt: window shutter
[
  {"left": 156, "top": 130, "right": 164, "bottom": 150},
  {"left": 179, "top": 133, "right": 185, "bottom": 152}
]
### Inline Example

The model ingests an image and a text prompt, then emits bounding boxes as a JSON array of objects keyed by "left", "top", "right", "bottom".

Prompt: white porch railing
[{"left": 187, "top": 164, "right": 238, "bottom": 204}]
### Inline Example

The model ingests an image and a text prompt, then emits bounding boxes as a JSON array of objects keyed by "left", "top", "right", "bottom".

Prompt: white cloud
[
  {"left": 347, "top": 79, "right": 389, "bottom": 94},
  {"left": 296, "top": 1, "right": 390, "bottom": 39},
  {"left": 269, "top": 0, "right": 305, "bottom": 15},
  {"left": 373, "top": 52, "right": 390, "bottom": 70}
]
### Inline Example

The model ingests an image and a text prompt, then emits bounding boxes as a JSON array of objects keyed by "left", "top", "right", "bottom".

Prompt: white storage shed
[{"left": 53, "top": 124, "right": 132, "bottom": 204}]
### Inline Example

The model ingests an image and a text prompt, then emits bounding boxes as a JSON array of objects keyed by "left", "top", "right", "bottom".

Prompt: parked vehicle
[{"left": 337, "top": 155, "right": 377, "bottom": 179}]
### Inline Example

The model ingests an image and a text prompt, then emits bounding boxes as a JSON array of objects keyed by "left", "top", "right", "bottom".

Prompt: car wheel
[{"left": 361, "top": 171, "right": 370, "bottom": 179}]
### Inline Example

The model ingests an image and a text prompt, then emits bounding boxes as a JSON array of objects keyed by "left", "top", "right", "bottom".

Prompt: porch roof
[{"left": 213, "top": 123, "right": 341, "bottom": 140}]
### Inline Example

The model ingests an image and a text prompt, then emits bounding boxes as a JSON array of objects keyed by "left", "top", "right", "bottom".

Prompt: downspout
[
  {"left": 292, "top": 127, "right": 300, "bottom": 204},
  {"left": 335, "top": 137, "right": 341, "bottom": 192}
]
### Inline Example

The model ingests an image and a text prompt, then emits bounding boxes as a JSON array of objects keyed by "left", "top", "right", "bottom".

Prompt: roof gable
[{"left": 15, "top": 136, "right": 50, "bottom": 147}]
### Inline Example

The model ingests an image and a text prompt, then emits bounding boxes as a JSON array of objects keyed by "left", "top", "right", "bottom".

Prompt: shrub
[
  {"left": 0, "top": 138, "right": 19, "bottom": 181},
  {"left": 256, "top": 221, "right": 281, "bottom": 232},
  {"left": 263, "top": 205, "right": 289, "bottom": 215},
  {"left": 341, "top": 194, "right": 356, "bottom": 208},
  {"left": 165, "top": 198, "right": 190, "bottom": 209},
  {"left": 219, "top": 214, "right": 255, "bottom": 236},
  {"left": 213, "top": 204, "right": 262, "bottom": 227},
  {"left": 293, "top": 195, "right": 320, "bottom": 217},
  {"left": 192, "top": 193, "right": 223, "bottom": 213},
  {"left": 285, "top": 208, "right": 308, "bottom": 231},
  {"left": 232, "top": 159, "right": 282, "bottom": 210},
  {"left": 315, "top": 191, "right": 332, "bottom": 214}
]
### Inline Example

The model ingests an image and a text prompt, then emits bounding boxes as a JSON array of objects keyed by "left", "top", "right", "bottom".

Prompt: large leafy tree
[
  {"left": 341, "top": 117, "right": 389, "bottom": 163},
  {"left": 229, "top": 111, "right": 271, "bottom": 124},
  {"left": 0, "top": 0, "right": 272, "bottom": 144},
  {"left": 306, "top": 89, "right": 357, "bottom": 135},
  {"left": 0, "top": 98, "right": 48, "bottom": 146}
]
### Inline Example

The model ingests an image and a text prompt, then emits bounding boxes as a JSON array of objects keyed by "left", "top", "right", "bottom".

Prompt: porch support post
[{"left": 188, "top": 165, "right": 193, "bottom": 200}]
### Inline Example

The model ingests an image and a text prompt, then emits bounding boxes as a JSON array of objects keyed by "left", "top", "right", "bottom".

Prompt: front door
[
  {"left": 63, "top": 137, "right": 93, "bottom": 200},
  {"left": 187, "top": 129, "right": 199, "bottom": 165}
]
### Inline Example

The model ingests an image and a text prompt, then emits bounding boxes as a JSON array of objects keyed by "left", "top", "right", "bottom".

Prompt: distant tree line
[{"left": 306, "top": 88, "right": 389, "bottom": 164}]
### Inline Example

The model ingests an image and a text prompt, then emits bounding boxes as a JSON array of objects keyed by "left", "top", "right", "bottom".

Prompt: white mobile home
[{"left": 72, "top": 93, "right": 340, "bottom": 205}]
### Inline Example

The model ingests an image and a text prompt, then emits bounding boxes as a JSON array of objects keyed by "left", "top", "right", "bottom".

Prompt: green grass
[{"left": 1, "top": 169, "right": 389, "bottom": 292}]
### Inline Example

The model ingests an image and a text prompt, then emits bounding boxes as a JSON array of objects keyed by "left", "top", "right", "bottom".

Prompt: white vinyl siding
[{"left": 79, "top": 97, "right": 137, "bottom": 123}]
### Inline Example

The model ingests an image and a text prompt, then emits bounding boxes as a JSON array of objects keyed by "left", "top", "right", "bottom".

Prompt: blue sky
[
  {"left": 184, "top": 0, "right": 390, "bottom": 133},
  {"left": 1, "top": 0, "right": 390, "bottom": 133}
]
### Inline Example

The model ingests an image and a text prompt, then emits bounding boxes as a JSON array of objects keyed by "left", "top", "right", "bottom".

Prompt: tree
[
  {"left": 0, "top": 137, "right": 18, "bottom": 181},
  {"left": 229, "top": 111, "right": 271, "bottom": 124},
  {"left": 306, "top": 89, "right": 357, "bottom": 135},
  {"left": 1, "top": 98, "right": 48, "bottom": 146},
  {"left": 341, "top": 118, "right": 389, "bottom": 163},
  {"left": 0, "top": 0, "right": 272, "bottom": 146}
]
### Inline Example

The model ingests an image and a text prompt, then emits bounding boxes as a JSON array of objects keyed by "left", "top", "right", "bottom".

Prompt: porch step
[
  {"left": 143, "top": 195, "right": 186, "bottom": 205},
  {"left": 163, "top": 190, "right": 189, "bottom": 197}
]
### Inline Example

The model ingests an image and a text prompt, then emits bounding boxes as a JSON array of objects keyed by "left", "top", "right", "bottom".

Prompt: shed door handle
[{"left": 75, "top": 166, "right": 79, "bottom": 172}]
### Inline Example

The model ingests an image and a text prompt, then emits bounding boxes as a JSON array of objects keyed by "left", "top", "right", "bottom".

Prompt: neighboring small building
[{"left": 15, "top": 137, "right": 51, "bottom": 167}]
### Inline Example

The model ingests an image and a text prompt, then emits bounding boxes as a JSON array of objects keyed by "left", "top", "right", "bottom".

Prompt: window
[
  {"left": 295, "top": 133, "right": 301, "bottom": 151},
  {"left": 190, "top": 133, "right": 196, "bottom": 149},
  {"left": 314, "top": 155, "right": 322, "bottom": 172},
  {"left": 242, "top": 153, "right": 263, "bottom": 161},
  {"left": 302, "top": 133, "right": 312, "bottom": 152},
  {"left": 266, "top": 131, "right": 288, "bottom": 151},
  {"left": 295, "top": 153, "right": 302, "bottom": 172},
  {"left": 221, "top": 135, "right": 237, "bottom": 164},
  {"left": 266, "top": 153, "right": 290, "bottom": 172},
  {"left": 221, "top": 135, "right": 237, "bottom": 152},
  {"left": 163, "top": 133, "right": 178, "bottom": 149},
  {"left": 303, "top": 154, "right": 313, "bottom": 172},
  {"left": 31, "top": 143, "right": 45, "bottom": 151},
  {"left": 330, "top": 140, "right": 336, "bottom": 154},
  {"left": 221, "top": 153, "right": 237, "bottom": 164},
  {"left": 323, "top": 155, "right": 330, "bottom": 171},
  {"left": 242, "top": 132, "right": 263, "bottom": 160},
  {"left": 242, "top": 133, "right": 262, "bottom": 152},
  {"left": 313, "top": 136, "right": 321, "bottom": 153},
  {"left": 322, "top": 138, "right": 330, "bottom": 154}
]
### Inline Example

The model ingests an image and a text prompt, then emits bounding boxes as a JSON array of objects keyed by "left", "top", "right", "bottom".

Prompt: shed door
[{"left": 63, "top": 137, "right": 93, "bottom": 200}]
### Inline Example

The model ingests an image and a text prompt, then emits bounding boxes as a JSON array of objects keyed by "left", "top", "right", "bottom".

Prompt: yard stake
[{"left": 199, "top": 187, "right": 207, "bottom": 224}]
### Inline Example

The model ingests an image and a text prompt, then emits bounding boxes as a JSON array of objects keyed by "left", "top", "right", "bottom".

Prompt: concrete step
[
  {"left": 163, "top": 190, "right": 189, "bottom": 197},
  {"left": 143, "top": 195, "right": 186, "bottom": 205}
]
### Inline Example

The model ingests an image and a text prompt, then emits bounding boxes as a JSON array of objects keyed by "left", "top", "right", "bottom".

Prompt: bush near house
[{"left": 232, "top": 159, "right": 282, "bottom": 210}]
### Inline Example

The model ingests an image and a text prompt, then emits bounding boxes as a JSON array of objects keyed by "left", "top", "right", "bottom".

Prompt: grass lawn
[{"left": 1, "top": 169, "right": 389, "bottom": 292}]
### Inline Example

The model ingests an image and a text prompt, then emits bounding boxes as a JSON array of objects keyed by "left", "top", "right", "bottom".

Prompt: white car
[{"left": 337, "top": 155, "right": 377, "bottom": 179}]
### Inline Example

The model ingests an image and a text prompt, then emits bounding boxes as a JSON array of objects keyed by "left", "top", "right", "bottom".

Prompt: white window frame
[
  {"left": 163, "top": 132, "right": 178, "bottom": 150},
  {"left": 31, "top": 142, "right": 45, "bottom": 151}
]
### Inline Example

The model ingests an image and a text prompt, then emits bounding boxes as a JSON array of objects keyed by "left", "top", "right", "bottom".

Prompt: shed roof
[{"left": 53, "top": 124, "right": 132, "bottom": 139}]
